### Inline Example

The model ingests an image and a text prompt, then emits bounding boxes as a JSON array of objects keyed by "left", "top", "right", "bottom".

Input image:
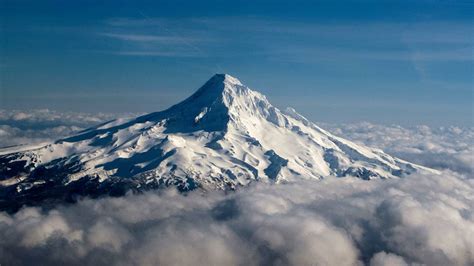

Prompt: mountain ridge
[{"left": 0, "top": 74, "right": 438, "bottom": 212}]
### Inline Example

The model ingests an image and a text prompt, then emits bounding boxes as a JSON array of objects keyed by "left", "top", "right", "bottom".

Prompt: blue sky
[{"left": 1, "top": 0, "right": 472, "bottom": 125}]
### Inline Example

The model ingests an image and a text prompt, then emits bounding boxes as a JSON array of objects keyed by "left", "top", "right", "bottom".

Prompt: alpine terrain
[{"left": 0, "top": 74, "right": 437, "bottom": 211}]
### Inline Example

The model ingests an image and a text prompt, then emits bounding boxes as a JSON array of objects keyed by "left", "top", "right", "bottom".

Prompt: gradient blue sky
[{"left": 1, "top": 0, "right": 473, "bottom": 125}]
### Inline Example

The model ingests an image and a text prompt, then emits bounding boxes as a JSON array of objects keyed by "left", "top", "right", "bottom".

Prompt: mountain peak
[
  {"left": 211, "top": 73, "right": 243, "bottom": 86},
  {"left": 0, "top": 73, "right": 437, "bottom": 211},
  {"left": 187, "top": 73, "right": 249, "bottom": 105},
  {"left": 200, "top": 74, "right": 244, "bottom": 94},
  {"left": 222, "top": 74, "right": 243, "bottom": 86}
]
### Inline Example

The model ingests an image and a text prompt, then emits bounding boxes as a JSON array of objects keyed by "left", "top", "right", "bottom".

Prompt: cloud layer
[
  {"left": 0, "top": 171, "right": 473, "bottom": 265},
  {"left": 0, "top": 109, "right": 135, "bottom": 147},
  {"left": 325, "top": 122, "right": 473, "bottom": 176}
]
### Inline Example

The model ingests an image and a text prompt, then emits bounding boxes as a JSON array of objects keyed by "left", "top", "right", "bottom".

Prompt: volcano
[{"left": 0, "top": 74, "right": 437, "bottom": 211}]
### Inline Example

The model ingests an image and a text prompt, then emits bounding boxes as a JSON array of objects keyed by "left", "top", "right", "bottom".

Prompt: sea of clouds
[
  {"left": 0, "top": 110, "right": 473, "bottom": 266},
  {"left": 0, "top": 109, "right": 134, "bottom": 147},
  {"left": 324, "top": 122, "right": 473, "bottom": 176}
]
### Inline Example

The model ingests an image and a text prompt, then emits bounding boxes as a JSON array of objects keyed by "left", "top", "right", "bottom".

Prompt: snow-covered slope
[{"left": 0, "top": 74, "right": 437, "bottom": 211}]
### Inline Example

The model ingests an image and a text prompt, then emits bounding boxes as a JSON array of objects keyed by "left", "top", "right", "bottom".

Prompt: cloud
[
  {"left": 0, "top": 171, "right": 472, "bottom": 265},
  {"left": 99, "top": 17, "right": 473, "bottom": 63},
  {"left": 104, "top": 17, "right": 166, "bottom": 27},
  {"left": 100, "top": 33, "right": 199, "bottom": 44},
  {"left": 0, "top": 109, "right": 135, "bottom": 147},
  {"left": 324, "top": 122, "right": 474, "bottom": 176},
  {"left": 0, "top": 109, "right": 119, "bottom": 127},
  {"left": 0, "top": 124, "right": 81, "bottom": 148},
  {"left": 99, "top": 17, "right": 210, "bottom": 58},
  {"left": 265, "top": 47, "right": 473, "bottom": 63},
  {"left": 111, "top": 50, "right": 205, "bottom": 57},
  {"left": 370, "top": 252, "right": 408, "bottom": 266}
]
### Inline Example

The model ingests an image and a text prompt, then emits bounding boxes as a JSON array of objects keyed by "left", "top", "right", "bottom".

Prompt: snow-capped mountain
[{"left": 0, "top": 74, "right": 436, "bottom": 211}]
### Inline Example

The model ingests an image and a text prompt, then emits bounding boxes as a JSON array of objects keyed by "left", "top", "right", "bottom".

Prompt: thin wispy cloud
[
  {"left": 112, "top": 50, "right": 205, "bottom": 57},
  {"left": 100, "top": 33, "right": 196, "bottom": 43},
  {"left": 104, "top": 17, "right": 169, "bottom": 27},
  {"left": 98, "top": 17, "right": 473, "bottom": 63},
  {"left": 99, "top": 17, "right": 211, "bottom": 57},
  {"left": 265, "top": 47, "right": 474, "bottom": 63}
]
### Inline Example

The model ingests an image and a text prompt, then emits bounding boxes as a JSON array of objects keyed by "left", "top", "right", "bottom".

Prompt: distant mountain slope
[{"left": 0, "top": 74, "right": 437, "bottom": 212}]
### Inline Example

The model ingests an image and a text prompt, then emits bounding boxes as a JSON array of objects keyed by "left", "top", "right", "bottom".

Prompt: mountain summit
[{"left": 0, "top": 74, "right": 436, "bottom": 211}]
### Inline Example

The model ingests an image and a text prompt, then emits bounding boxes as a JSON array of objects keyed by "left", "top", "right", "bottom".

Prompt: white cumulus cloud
[
  {"left": 324, "top": 122, "right": 473, "bottom": 176},
  {"left": 0, "top": 172, "right": 472, "bottom": 265}
]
